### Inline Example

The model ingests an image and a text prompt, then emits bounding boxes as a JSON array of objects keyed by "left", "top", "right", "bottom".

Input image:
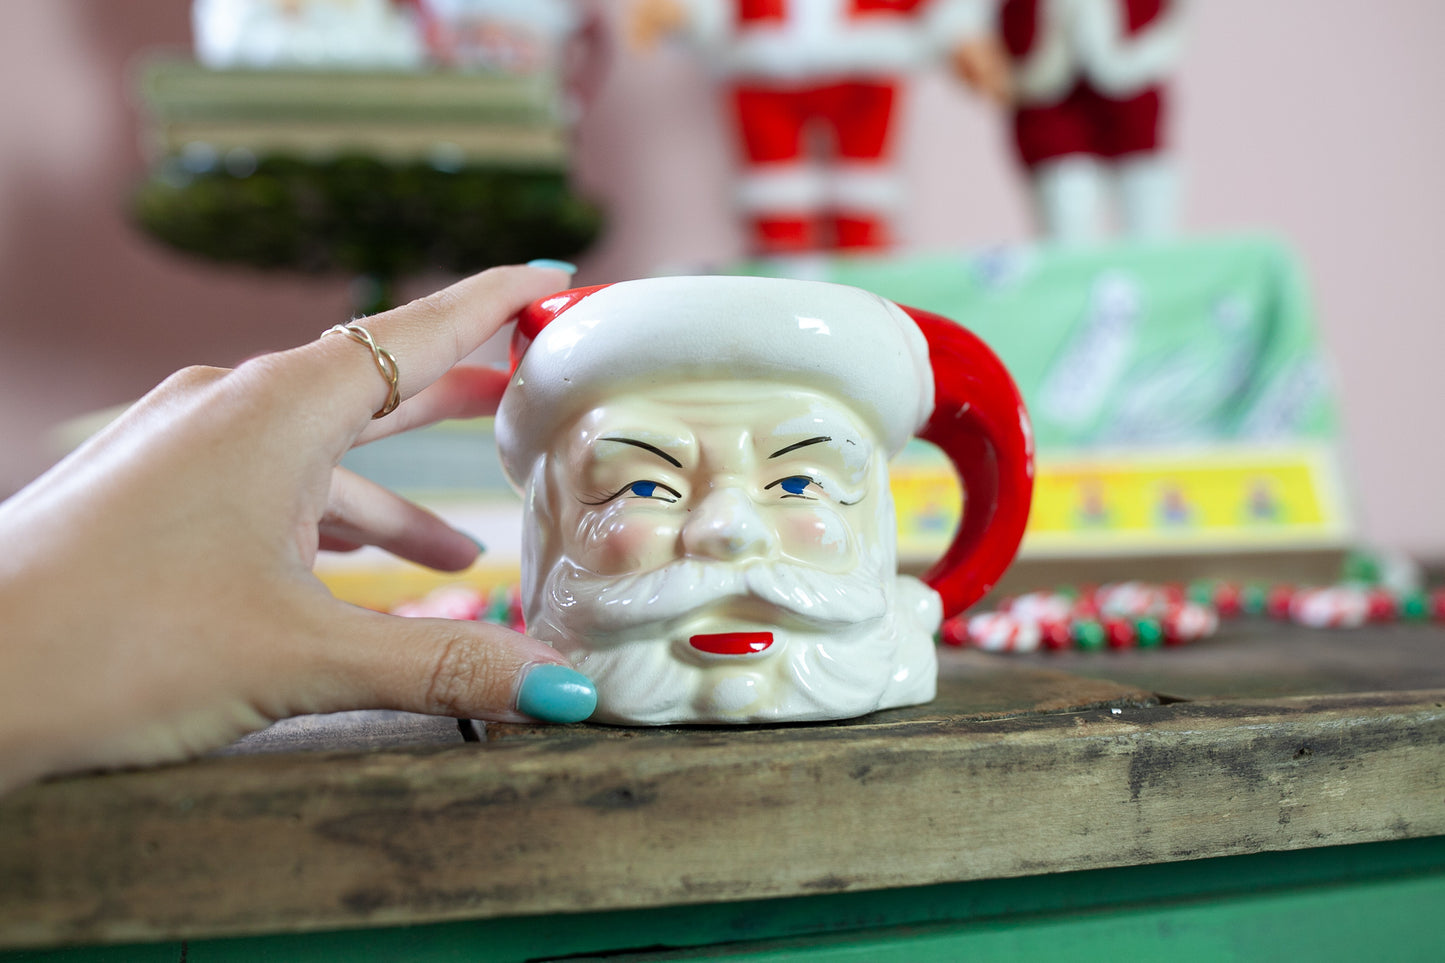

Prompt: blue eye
[
  {"left": 621, "top": 480, "right": 680, "bottom": 502},
  {"left": 762, "top": 475, "right": 819, "bottom": 500},
  {"left": 580, "top": 479, "right": 680, "bottom": 506}
]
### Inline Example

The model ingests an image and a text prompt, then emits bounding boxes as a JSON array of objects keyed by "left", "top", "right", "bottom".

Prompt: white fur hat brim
[{"left": 494, "top": 276, "right": 935, "bottom": 487}]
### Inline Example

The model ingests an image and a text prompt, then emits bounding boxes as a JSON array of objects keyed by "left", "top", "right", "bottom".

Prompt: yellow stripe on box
[
  {"left": 319, "top": 562, "right": 522, "bottom": 614},
  {"left": 893, "top": 443, "right": 1350, "bottom": 560}
]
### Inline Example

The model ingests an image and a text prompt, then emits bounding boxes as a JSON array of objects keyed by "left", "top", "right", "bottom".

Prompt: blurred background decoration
[
  {"left": 742, "top": 236, "right": 1352, "bottom": 593},
  {"left": 2, "top": 1, "right": 1444, "bottom": 607},
  {"left": 625, "top": 0, "right": 1006, "bottom": 257},
  {"left": 996, "top": 0, "right": 1186, "bottom": 243},
  {"left": 134, "top": 0, "right": 602, "bottom": 313}
]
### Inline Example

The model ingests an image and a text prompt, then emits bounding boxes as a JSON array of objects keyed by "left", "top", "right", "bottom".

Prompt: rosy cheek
[
  {"left": 777, "top": 507, "right": 853, "bottom": 566},
  {"left": 580, "top": 511, "right": 680, "bottom": 574}
]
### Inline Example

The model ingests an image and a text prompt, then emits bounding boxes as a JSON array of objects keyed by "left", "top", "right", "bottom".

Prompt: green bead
[
  {"left": 1343, "top": 551, "right": 1382, "bottom": 586},
  {"left": 1240, "top": 583, "right": 1269, "bottom": 615},
  {"left": 1073, "top": 620, "right": 1106, "bottom": 650},
  {"left": 1135, "top": 619, "right": 1164, "bottom": 648},
  {"left": 1186, "top": 580, "right": 1216, "bottom": 605},
  {"left": 1401, "top": 591, "right": 1430, "bottom": 621},
  {"left": 485, "top": 591, "right": 512, "bottom": 625}
]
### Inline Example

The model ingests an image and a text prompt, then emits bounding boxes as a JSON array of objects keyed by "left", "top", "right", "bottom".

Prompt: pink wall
[{"left": 3, "top": 1, "right": 1444, "bottom": 557}]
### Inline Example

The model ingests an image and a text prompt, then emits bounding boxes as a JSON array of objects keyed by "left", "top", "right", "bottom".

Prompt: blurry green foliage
[{"left": 132, "top": 152, "right": 602, "bottom": 310}]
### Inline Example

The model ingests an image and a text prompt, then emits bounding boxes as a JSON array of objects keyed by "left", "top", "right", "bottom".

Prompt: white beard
[{"left": 526, "top": 554, "right": 942, "bottom": 725}]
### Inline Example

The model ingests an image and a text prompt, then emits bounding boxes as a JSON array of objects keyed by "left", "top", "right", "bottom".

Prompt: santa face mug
[{"left": 495, "top": 276, "right": 1034, "bottom": 724}]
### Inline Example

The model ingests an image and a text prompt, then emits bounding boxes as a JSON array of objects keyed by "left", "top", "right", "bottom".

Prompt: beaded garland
[
  {"left": 941, "top": 582, "right": 1218, "bottom": 653},
  {"left": 391, "top": 584, "right": 527, "bottom": 631},
  {"left": 388, "top": 579, "right": 1445, "bottom": 655},
  {"left": 942, "top": 579, "right": 1445, "bottom": 653}
]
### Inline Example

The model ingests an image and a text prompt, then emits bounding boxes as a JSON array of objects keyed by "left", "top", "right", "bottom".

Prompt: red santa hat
[{"left": 495, "top": 275, "right": 1034, "bottom": 616}]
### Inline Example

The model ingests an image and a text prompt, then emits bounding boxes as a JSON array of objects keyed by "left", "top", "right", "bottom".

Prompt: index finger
[{"left": 298, "top": 264, "right": 574, "bottom": 436}]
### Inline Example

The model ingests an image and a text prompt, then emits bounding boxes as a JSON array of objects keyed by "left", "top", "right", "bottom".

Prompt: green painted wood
[
  {"left": 8, "top": 836, "right": 1444, "bottom": 963},
  {"left": 598, "top": 872, "right": 1445, "bottom": 962}
]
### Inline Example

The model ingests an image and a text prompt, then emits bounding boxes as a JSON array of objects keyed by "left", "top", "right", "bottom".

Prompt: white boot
[
  {"left": 1115, "top": 152, "right": 1179, "bottom": 239},
  {"left": 1031, "top": 154, "right": 1107, "bottom": 244}
]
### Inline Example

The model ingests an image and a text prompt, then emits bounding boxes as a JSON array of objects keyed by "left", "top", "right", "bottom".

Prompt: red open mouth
[{"left": 689, "top": 631, "right": 774, "bottom": 655}]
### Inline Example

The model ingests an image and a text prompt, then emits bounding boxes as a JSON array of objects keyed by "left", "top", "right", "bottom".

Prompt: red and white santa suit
[
  {"left": 999, "top": 0, "right": 1185, "bottom": 241},
  {"left": 670, "top": 0, "right": 992, "bottom": 254}
]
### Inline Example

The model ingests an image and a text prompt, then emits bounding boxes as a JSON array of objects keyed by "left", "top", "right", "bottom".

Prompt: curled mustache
[{"left": 542, "top": 556, "right": 889, "bottom": 635}]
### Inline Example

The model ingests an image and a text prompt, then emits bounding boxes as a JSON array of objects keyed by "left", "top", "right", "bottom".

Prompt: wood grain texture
[{"left": 2, "top": 639, "right": 1442, "bottom": 950}]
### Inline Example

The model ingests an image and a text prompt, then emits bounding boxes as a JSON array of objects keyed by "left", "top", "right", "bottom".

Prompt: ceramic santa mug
[{"left": 495, "top": 276, "right": 1033, "bottom": 724}]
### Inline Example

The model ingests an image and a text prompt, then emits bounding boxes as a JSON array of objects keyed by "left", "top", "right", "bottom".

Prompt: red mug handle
[{"left": 900, "top": 306, "right": 1034, "bottom": 619}]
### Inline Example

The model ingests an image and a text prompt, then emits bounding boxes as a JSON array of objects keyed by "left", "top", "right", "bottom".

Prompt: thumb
[{"left": 312, "top": 607, "right": 597, "bottom": 725}]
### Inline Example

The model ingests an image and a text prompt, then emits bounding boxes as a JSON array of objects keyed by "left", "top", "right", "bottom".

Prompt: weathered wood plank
[{"left": 2, "top": 681, "right": 1441, "bottom": 950}]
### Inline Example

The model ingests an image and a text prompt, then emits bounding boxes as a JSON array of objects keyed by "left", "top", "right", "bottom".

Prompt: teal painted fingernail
[
  {"left": 526, "top": 259, "right": 577, "bottom": 274},
  {"left": 517, "top": 663, "right": 596, "bottom": 723},
  {"left": 463, "top": 533, "right": 487, "bottom": 556}
]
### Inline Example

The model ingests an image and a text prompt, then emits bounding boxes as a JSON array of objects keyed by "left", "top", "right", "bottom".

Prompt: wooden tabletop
[{"left": 3, "top": 621, "right": 1443, "bottom": 951}]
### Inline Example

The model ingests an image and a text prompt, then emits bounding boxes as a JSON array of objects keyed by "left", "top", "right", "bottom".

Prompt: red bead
[
  {"left": 939, "top": 617, "right": 969, "bottom": 647},
  {"left": 1105, "top": 618, "right": 1136, "bottom": 649},
  {"left": 1041, "top": 620, "right": 1073, "bottom": 650},
  {"left": 1367, "top": 589, "right": 1399, "bottom": 622},
  {"left": 1214, "top": 582, "right": 1243, "bottom": 618},
  {"left": 1431, "top": 588, "right": 1445, "bottom": 622},
  {"left": 1266, "top": 584, "right": 1297, "bottom": 620}
]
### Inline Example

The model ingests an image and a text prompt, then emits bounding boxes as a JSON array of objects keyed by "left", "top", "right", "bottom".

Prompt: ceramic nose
[{"left": 681, "top": 487, "right": 773, "bottom": 561}]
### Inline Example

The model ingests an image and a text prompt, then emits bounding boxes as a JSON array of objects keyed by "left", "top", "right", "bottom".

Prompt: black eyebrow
[
  {"left": 769, "top": 436, "right": 831, "bottom": 459},
  {"left": 768, "top": 433, "right": 838, "bottom": 456},
  {"left": 600, "top": 437, "right": 683, "bottom": 468}
]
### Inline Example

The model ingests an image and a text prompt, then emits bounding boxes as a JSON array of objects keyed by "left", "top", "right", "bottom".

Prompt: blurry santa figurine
[
  {"left": 998, "top": 0, "right": 1186, "bottom": 242},
  {"left": 632, "top": 0, "right": 1007, "bottom": 256},
  {"left": 192, "top": 0, "right": 429, "bottom": 69}
]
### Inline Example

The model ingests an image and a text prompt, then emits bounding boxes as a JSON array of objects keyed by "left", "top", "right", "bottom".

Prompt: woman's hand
[{"left": 0, "top": 263, "right": 595, "bottom": 795}]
